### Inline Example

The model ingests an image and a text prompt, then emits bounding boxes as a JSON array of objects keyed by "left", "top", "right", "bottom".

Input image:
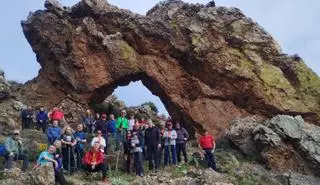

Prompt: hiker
[
  {"left": 198, "top": 130, "right": 217, "bottom": 171},
  {"left": 107, "top": 114, "right": 117, "bottom": 152},
  {"left": 124, "top": 130, "right": 134, "bottom": 173},
  {"left": 4, "top": 129, "right": 29, "bottom": 171},
  {"left": 83, "top": 109, "right": 94, "bottom": 134},
  {"left": 61, "top": 126, "right": 77, "bottom": 173},
  {"left": 74, "top": 124, "right": 87, "bottom": 169},
  {"left": 47, "top": 120, "right": 62, "bottom": 145},
  {"left": 131, "top": 125, "right": 144, "bottom": 177},
  {"left": 128, "top": 114, "right": 135, "bottom": 131},
  {"left": 36, "top": 145, "right": 66, "bottom": 185},
  {"left": 36, "top": 106, "right": 49, "bottom": 133},
  {"left": 53, "top": 140, "right": 63, "bottom": 171},
  {"left": 116, "top": 110, "right": 129, "bottom": 151},
  {"left": 175, "top": 122, "right": 189, "bottom": 163},
  {"left": 95, "top": 113, "right": 108, "bottom": 152},
  {"left": 21, "top": 106, "right": 34, "bottom": 130},
  {"left": 206, "top": 0, "right": 216, "bottom": 7},
  {"left": 144, "top": 119, "right": 161, "bottom": 171},
  {"left": 91, "top": 130, "right": 106, "bottom": 153},
  {"left": 50, "top": 107, "right": 65, "bottom": 125},
  {"left": 158, "top": 123, "right": 166, "bottom": 166},
  {"left": 82, "top": 143, "right": 108, "bottom": 183},
  {"left": 163, "top": 121, "right": 178, "bottom": 166}
]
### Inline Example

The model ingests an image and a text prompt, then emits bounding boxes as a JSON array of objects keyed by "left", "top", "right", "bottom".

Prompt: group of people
[{"left": 3, "top": 107, "right": 217, "bottom": 184}]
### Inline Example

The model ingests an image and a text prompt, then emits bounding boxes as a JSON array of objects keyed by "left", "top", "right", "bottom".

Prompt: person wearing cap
[
  {"left": 91, "top": 130, "right": 106, "bottom": 153},
  {"left": 4, "top": 129, "right": 29, "bottom": 171},
  {"left": 163, "top": 121, "right": 178, "bottom": 166},
  {"left": 116, "top": 110, "right": 129, "bottom": 151},
  {"left": 95, "top": 113, "right": 108, "bottom": 152}
]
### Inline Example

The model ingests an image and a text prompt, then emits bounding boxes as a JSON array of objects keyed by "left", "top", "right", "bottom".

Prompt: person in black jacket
[
  {"left": 175, "top": 122, "right": 189, "bottom": 163},
  {"left": 94, "top": 114, "right": 108, "bottom": 153},
  {"left": 21, "top": 106, "right": 34, "bottom": 130},
  {"left": 144, "top": 119, "right": 161, "bottom": 171}
]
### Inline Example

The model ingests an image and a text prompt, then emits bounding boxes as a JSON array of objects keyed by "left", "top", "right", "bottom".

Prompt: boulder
[{"left": 19, "top": 0, "right": 320, "bottom": 136}]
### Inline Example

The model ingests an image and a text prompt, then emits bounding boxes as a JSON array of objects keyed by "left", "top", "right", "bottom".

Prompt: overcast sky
[{"left": 0, "top": 0, "right": 319, "bottom": 115}]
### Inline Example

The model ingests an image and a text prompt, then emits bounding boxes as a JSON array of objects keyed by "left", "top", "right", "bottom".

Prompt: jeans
[
  {"left": 164, "top": 145, "right": 177, "bottom": 166},
  {"left": 5, "top": 153, "right": 29, "bottom": 171},
  {"left": 147, "top": 144, "right": 159, "bottom": 170},
  {"left": 75, "top": 147, "right": 84, "bottom": 170},
  {"left": 204, "top": 149, "right": 216, "bottom": 170},
  {"left": 62, "top": 146, "right": 75, "bottom": 173},
  {"left": 134, "top": 152, "right": 144, "bottom": 176},
  {"left": 82, "top": 163, "right": 107, "bottom": 179},
  {"left": 37, "top": 121, "right": 47, "bottom": 133},
  {"left": 176, "top": 142, "right": 188, "bottom": 163}
]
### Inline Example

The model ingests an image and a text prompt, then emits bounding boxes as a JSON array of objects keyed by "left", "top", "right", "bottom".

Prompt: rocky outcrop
[
  {"left": 0, "top": 164, "right": 55, "bottom": 185},
  {"left": 0, "top": 69, "right": 11, "bottom": 100},
  {"left": 20, "top": 0, "right": 320, "bottom": 136},
  {"left": 227, "top": 115, "right": 320, "bottom": 176}
]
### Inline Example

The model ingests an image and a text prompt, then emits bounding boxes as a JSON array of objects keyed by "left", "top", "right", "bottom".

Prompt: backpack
[{"left": 0, "top": 144, "right": 6, "bottom": 156}]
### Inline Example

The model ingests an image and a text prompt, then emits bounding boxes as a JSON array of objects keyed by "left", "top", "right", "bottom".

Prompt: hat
[
  {"left": 101, "top": 114, "right": 107, "bottom": 118},
  {"left": 13, "top": 129, "right": 20, "bottom": 134}
]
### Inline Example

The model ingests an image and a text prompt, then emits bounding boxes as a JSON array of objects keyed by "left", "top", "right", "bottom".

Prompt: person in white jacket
[
  {"left": 163, "top": 121, "right": 177, "bottom": 166},
  {"left": 91, "top": 130, "right": 106, "bottom": 153}
]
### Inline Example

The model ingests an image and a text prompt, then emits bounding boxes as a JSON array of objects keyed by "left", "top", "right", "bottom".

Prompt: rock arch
[{"left": 20, "top": 0, "right": 320, "bottom": 136}]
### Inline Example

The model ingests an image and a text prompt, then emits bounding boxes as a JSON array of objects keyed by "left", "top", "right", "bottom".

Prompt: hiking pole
[{"left": 68, "top": 146, "right": 71, "bottom": 174}]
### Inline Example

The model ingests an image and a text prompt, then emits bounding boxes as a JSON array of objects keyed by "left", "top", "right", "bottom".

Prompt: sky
[{"left": 0, "top": 0, "right": 319, "bottom": 115}]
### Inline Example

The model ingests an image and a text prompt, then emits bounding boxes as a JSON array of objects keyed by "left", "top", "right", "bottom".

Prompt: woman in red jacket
[{"left": 82, "top": 143, "right": 108, "bottom": 183}]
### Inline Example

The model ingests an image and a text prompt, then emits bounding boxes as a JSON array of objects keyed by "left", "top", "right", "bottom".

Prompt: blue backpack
[{"left": 0, "top": 144, "right": 6, "bottom": 156}]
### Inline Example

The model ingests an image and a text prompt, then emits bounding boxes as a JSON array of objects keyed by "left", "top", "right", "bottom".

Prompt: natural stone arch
[{"left": 20, "top": 0, "right": 320, "bottom": 136}]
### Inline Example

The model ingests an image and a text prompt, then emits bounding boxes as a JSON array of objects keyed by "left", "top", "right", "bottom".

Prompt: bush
[{"left": 141, "top": 102, "right": 159, "bottom": 114}]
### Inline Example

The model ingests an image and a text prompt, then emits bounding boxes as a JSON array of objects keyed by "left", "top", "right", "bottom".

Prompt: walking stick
[{"left": 68, "top": 146, "right": 71, "bottom": 174}]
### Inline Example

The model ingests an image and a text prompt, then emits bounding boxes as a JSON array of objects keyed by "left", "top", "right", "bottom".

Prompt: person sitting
[
  {"left": 82, "top": 143, "right": 108, "bottom": 183},
  {"left": 61, "top": 126, "right": 77, "bottom": 173},
  {"left": 91, "top": 130, "right": 106, "bottom": 153},
  {"left": 53, "top": 140, "right": 63, "bottom": 171},
  {"left": 47, "top": 120, "right": 61, "bottom": 145},
  {"left": 36, "top": 145, "right": 66, "bottom": 185},
  {"left": 4, "top": 129, "right": 29, "bottom": 171},
  {"left": 74, "top": 124, "right": 87, "bottom": 169},
  {"left": 198, "top": 130, "right": 217, "bottom": 171}
]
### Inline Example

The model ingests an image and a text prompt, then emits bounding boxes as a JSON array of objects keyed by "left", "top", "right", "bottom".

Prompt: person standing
[
  {"left": 91, "top": 130, "right": 106, "bottom": 153},
  {"left": 4, "top": 130, "right": 29, "bottom": 171},
  {"left": 163, "top": 121, "right": 178, "bottom": 166},
  {"left": 175, "top": 122, "right": 189, "bottom": 163},
  {"left": 107, "top": 114, "right": 117, "bottom": 152},
  {"left": 198, "top": 130, "right": 217, "bottom": 171},
  {"left": 82, "top": 143, "right": 108, "bottom": 183},
  {"left": 128, "top": 114, "right": 135, "bottom": 131},
  {"left": 83, "top": 110, "right": 94, "bottom": 134},
  {"left": 95, "top": 114, "right": 108, "bottom": 152},
  {"left": 21, "top": 106, "right": 34, "bottom": 130},
  {"left": 47, "top": 120, "right": 62, "bottom": 145},
  {"left": 116, "top": 110, "right": 129, "bottom": 151},
  {"left": 61, "top": 126, "right": 77, "bottom": 173},
  {"left": 131, "top": 125, "right": 144, "bottom": 177},
  {"left": 49, "top": 107, "right": 65, "bottom": 125},
  {"left": 74, "top": 124, "right": 87, "bottom": 169},
  {"left": 144, "top": 119, "right": 161, "bottom": 171},
  {"left": 36, "top": 106, "right": 49, "bottom": 133}
]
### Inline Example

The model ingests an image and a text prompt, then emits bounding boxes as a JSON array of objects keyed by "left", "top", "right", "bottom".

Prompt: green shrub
[{"left": 141, "top": 102, "right": 158, "bottom": 114}]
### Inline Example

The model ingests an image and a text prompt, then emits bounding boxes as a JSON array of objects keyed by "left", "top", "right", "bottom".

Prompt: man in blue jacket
[
  {"left": 74, "top": 124, "right": 87, "bottom": 169},
  {"left": 47, "top": 120, "right": 61, "bottom": 145},
  {"left": 36, "top": 106, "right": 49, "bottom": 133}
]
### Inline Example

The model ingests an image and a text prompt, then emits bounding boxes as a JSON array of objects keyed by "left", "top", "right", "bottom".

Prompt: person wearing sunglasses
[{"left": 4, "top": 129, "right": 29, "bottom": 171}]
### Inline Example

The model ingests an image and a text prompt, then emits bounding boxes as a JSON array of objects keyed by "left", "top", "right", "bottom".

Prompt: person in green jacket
[
  {"left": 4, "top": 129, "right": 29, "bottom": 171},
  {"left": 115, "top": 110, "right": 129, "bottom": 151}
]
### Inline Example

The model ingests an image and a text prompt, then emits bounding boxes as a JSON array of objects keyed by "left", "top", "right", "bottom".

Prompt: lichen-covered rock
[
  {"left": 226, "top": 115, "right": 320, "bottom": 176},
  {"left": 19, "top": 0, "right": 320, "bottom": 136}
]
